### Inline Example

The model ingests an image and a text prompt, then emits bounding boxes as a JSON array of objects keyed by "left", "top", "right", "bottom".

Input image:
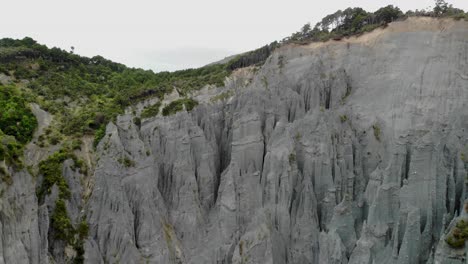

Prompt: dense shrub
[
  {"left": 37, "top": 150, "right": 72, "bottom": 200},
  {"left": 0, "top": 85, "right": 37, "bottom": 144},
  {"left": 51, "top": 199, "right": 74, "bottom": 242},
  {"left": 93, "top": 125, "right": 106, "bottom": 149},
  {"left": 0, "top": 130, "right": 24, "bottom": 168}
]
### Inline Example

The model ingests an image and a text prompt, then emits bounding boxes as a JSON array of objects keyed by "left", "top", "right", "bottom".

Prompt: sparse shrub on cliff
[
  {"left": 373, "top": 124, "right": 381, "bottom": 141},
  {"left": 446, "top": 219, "right": 468, "bottom": 248},
  {"left": 141, "top": 102, "right": 162, "bottom": 118},
  {"left": 118, "top": 157, "right": 135, "bottom": 167},
  {"left": 340, "top": 115, "right": 348, "bottom": 123},
  {"left": 162, "top": 98, "right": 198, "bottom": 116}
]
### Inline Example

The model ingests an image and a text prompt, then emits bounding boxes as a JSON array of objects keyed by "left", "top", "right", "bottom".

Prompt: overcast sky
[{"left": 1, "top": 0, "right": 467, "bottom": 72}]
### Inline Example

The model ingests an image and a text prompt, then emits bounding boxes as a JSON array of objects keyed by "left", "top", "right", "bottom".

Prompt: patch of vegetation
[
  {"left": 446, "top": 219, "right": 468, "bottom": 248},
  {"left": 0, "top": 130, "right": 25, "bottom": 168},
  {"left": 0, "top": 165, "right": 12, "bottom": 185},
  {"left": 141, "top": 102, "right": 162, "bottom": 118},
  {"left": 50, "top": 198, "right": 89, "bottom": 263},
  {"left": 161, "top": 98, "right": 199, "bottom": 116},
  {"left": 340, "top": 115, "right": 348, "bottom": 123},
  {"left": 37, "top": 148, "right": 86, "bottom": 200},
  {"left": 0, "top": 84, "right": 37, "bottom": 144},
  {"left": 289, "top": 153, "right": 296, "bottom": 164},
  {"left": 37, "top": 150, "right": 72, "bottom": 200},
  {"left": 93, "top": 124, "right": 106, "bottom": 149},
  {"left": 51, "top": 198, "right": 75, "bottom": 243},
  {"left": 71, "top": 138, "right": 82, "bottom": 150},
  {"left": 295, "top": 132, "right": 302, "bottom": 141},
  {"left": 210, "top": 90, "right": 234, "bottom": 103},
  {"left": 373, "top": 124, "right": 381, "bottom": 141},
  {"left": 73, "top": 220, "right": 89, "bottom": 264},
  {"left": 227, "top": 42, "right": 279, "bottom": 71},
  {"left": 133, "top": 117, "right": 141, "bottom": 129},
  {"left": 0, "top": 85, "right": 37, "bottom": 169},
  {"left": 77, "top": 219, "right": 89, "bottom": 240},
  {"left": 118, "top": 157, "right": 135, "bottom": 167}
]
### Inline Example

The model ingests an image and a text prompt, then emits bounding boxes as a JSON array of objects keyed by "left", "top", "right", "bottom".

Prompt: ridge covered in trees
[
  {"left": 284, "top": 0, "right": 467, "bottom": 44},
  {"left": 226, "top": 1, "right": 467, "bottom": 71}
]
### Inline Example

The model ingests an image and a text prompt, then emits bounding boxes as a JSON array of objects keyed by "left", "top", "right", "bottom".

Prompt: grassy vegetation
[
  {"left": 161, "top": 98, "right": 199, "bottom": 116},
  {"left": 141, "top": 102, "right": 162, "bottom": 118}
]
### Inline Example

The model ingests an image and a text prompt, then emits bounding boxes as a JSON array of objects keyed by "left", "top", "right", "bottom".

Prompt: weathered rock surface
[{"left": 1, "top": 17, "right": 468, "bottom": 263}]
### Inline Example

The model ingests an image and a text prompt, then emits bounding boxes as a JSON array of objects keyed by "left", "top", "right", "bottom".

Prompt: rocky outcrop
[
  {"left": 2, "top": 17, "right": 468, "bottom": 263},
  {"left": 81, "top": 17, "right": 468, "bottom": 263}
]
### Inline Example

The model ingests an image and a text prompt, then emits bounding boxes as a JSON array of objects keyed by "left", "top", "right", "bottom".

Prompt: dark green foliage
[
  {"left": 446, "top": 219, "right": 468, "bottom": 248},
  {"left": 140, "top": 102, "right": 162, "bottom": 118},
  {"left": 227, "top": 42, "right": 279, "bottom": 71},
  {"left": 50, "top": 200, "right": 89, "bottom": 263},
  {"left": 0, "top": 85, "right": 37, "bottom": 144},
  {"left": 37, "top": 150, "right": 72, "bottom": 200},
  {"left": 0, "top": 130, "right": 24, "bottom": 168},
  {"left": 77, "top": 220, "right": 89, "bottom": 240},
  {"left": 93, "top": 125, "right": 106, "bottom": 149},
  {"left": 133, "top": 117, "right": 141, "bottom": 128},
  {"left": 374, "top": 5, "right": 404, "bottom": 23},
  {"left": 38, "top": 148, "right": 87, "bottom": 200},
  {"left": 162, "top": 98, "right": 199, "bottom": 116},
  {"left": 51, "top": 199, "right": 74, "bottom": 243}
]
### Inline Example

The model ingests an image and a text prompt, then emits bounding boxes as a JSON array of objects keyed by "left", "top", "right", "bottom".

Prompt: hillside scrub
[{"left": 0, "top": 37, "right": 229, "bottom": 142}]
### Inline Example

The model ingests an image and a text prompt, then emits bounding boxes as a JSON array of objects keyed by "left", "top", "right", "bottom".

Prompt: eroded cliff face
[{"left": 2, "top": 17, "right": 468, "bottom": 264}]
